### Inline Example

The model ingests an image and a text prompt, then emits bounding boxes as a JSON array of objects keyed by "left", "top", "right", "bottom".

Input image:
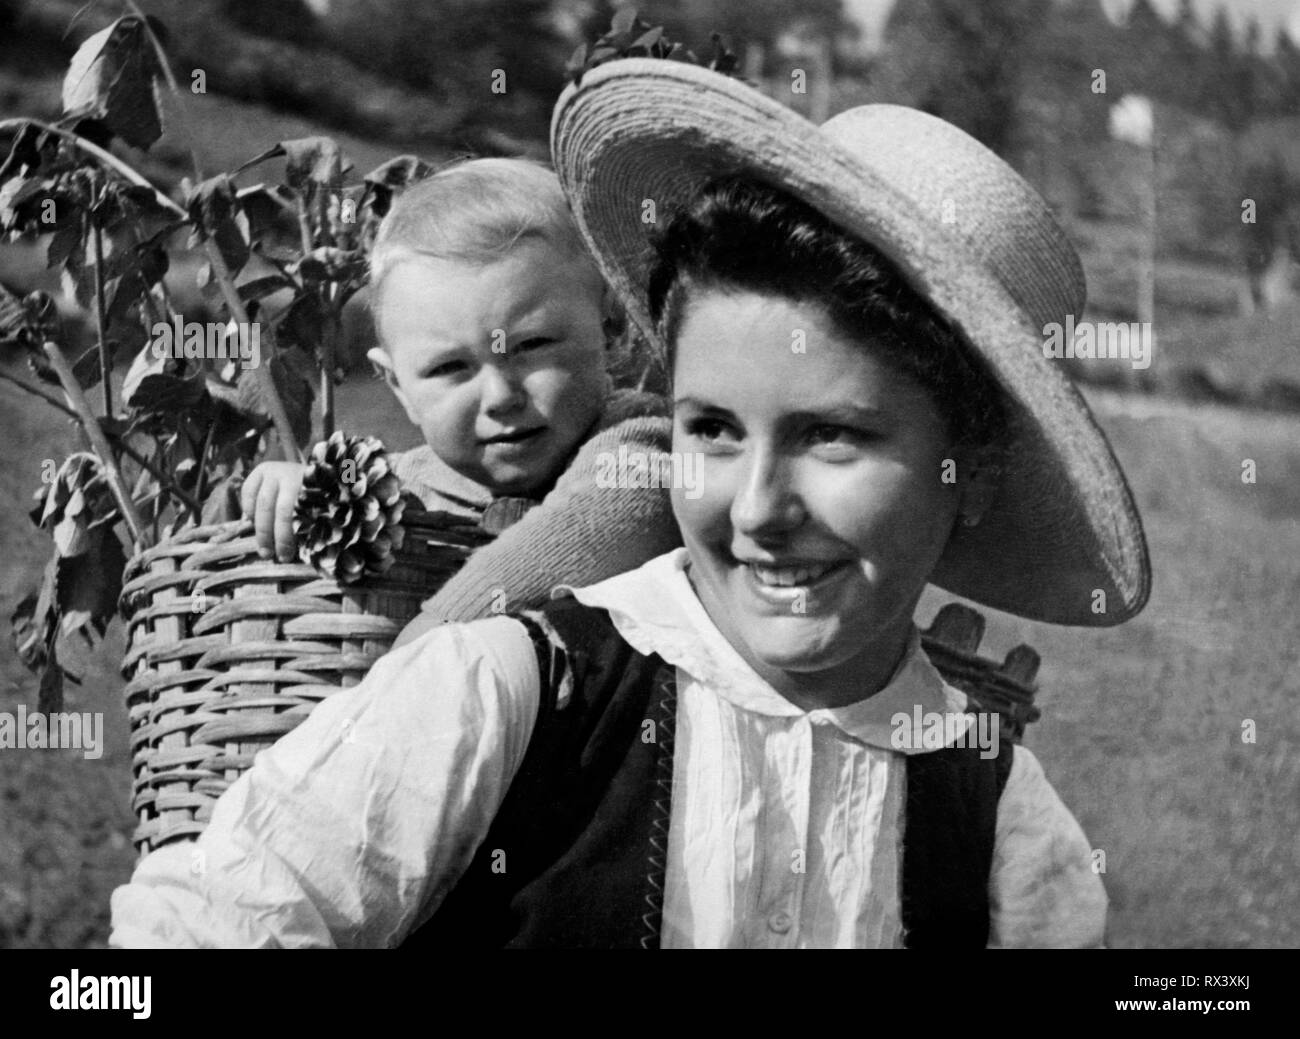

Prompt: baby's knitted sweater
[{"left": 390, "top": 390, "right": 681, "bottom": 623}]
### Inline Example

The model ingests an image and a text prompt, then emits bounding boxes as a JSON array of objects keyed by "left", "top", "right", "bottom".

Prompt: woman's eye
[
  {"left": 807, "top": 424, "right": 868, "bottom": 451},
  {"left": 683, "top": 416, "right": 737, "bottom": 444},
  {"left": 515, "top": 337, "right": 557, "bottom": 353}
]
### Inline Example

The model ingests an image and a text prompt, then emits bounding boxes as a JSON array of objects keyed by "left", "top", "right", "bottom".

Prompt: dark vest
[{"left": 405, "top": 597, "right": 1013, "bottom": 949}]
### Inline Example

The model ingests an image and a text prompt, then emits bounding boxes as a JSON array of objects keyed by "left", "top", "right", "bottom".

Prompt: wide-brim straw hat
[{"left": 551, "top": 58, "right": 1150, "bottom": 627}]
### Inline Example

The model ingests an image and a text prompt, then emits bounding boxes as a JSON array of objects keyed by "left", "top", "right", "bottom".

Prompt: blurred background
[{"left": 1, "top": 0, "right": 1297, "bottom": 948}]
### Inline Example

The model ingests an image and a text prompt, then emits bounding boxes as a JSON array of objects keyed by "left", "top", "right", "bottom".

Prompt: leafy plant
[
  {"left": 564, "top": 7, "right": 741, "bottom": 87},
  {"left": 0, "top": 11, "right": 431, "bottom": 710}
]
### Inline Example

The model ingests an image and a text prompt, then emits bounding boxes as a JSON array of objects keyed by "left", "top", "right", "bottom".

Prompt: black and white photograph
[{"left": 0, "top": 0, "right": 1295, "bottom": 981}]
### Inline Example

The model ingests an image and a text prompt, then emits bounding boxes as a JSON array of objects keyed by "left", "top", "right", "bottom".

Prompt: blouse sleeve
[
  {"left": 109, "top": 616, "right": 541, "bottom": 949},
  {"left": 987, "top": 744, "right": 1109, "bottom": 948}
]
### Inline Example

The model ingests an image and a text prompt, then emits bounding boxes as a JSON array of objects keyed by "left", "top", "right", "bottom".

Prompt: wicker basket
[
  {"left": 118, "top": 510, "right": 492, "bottom": 855},
  {"left": 919, "top": 603, "right": 1042, "bottom": 743}
]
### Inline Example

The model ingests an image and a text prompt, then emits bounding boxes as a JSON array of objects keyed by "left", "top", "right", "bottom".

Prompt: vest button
[{"left": 768, "top": 910, "right": 793, "bottom": 935}]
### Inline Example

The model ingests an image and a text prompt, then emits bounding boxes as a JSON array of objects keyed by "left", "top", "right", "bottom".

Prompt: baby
[{"left": 240, "top": 158, "right": 679, "bottom": 629}]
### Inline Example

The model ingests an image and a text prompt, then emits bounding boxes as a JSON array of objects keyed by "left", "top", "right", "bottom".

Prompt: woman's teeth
[{"left": 748, "top": 562, "right": 836, "bottom": 587}]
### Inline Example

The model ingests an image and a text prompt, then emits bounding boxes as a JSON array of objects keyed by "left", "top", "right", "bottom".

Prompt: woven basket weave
[{"left": 118, "top": 510, "right": 492, "bottom": 855}]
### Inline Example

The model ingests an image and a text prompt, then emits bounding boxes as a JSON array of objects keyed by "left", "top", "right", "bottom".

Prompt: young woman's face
[{"left": 671, "top": 289, "right": 964, "bottom": 705}]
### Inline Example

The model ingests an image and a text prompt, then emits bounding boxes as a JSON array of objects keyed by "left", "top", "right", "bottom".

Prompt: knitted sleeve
[{"left": 416, "top": 412, "right": 682, "bottom": 624}]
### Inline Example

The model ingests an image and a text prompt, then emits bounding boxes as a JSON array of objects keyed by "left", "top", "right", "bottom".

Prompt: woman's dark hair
[{"left": 646, "top": 178, "right": 1007, "bottom": 449}]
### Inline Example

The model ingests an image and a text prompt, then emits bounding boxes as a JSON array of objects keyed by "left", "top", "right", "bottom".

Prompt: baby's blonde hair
[{"left": 369, "top": 157, "right": 598, "bottom": 303}]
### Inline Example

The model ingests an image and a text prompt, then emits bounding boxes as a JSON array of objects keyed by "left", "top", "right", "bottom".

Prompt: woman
[{"left": 110, "top": 59, "right": 1150, "bottom": 949}]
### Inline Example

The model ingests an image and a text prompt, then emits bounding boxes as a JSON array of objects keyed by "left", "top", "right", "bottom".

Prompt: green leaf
[
  {"left": 38, "top": 647, "right": 64, "bottom": 714},
  {"left": 632, "top": 27, "right": 664, "bottom": 50},
  {"left": 61, "top": 16, "right": 164, "bottom": 151},
  {"left": 278, "top": 291, "right": 326, "bottom": 352},
  {"left": 121, "top": 338, "right": 169, "bottom": 405},
  {"left": 707, "top": 33, "right": 739, "bottom": 75},
  {"left": 56, "top": 525, "right": 126, "bottom": 643},
  {"left": 52, "top": 488, "right": 91, "bottom": 556},
  {"left": 297, "top": 246, "right": 365, "bottom": 286},
  {"left": 362, "top": 155, "right": 434, "bottom": 219},
  {"left": 279, "top": 137, "right": 345, "bottom": 194},
  {"left": 125, "top": 371, "right": 209, "bottom": 414},
  {"left": 45, "top": 224, "right": 83, "bottom": 270},
  {"left": 10, "top": 589, "right": 51, "bottom": 675},
  {"left": 2, "top": 176, "right": 46, "bottom": 218},
  {"left": 564, "top": 42, "right": 589, "bottom": 80},
  {"left": 234, "top": 347, "right": 315, "bottom": 447},
  {"left": 611, "top": 7, "right": 638, "bottom": 36},
  {"left": 236, "top": 274, "right": 295, "bottom": 303},
  {"left": 0, "top": 283, "right": 34, "bottom": 345},
  {"left": 0, "top": 123, "right": 48, "bottom": 186},
  {"left": 235, "top": 183, "right": 296, "bottom": 246},
  {"left": 135, "top": 239, "right": 168, "bottom": 289},
  {"left": 33, "top": 454, "right": 100, "bottom": 530},
  {"left": 69, "top": 342, "right": 108, "bottom": 392},
  {"left": 363, "top": 156, "right": 436, "bottom": 189},
  {"left": 186, "top": 174, "right": 250, "bottom": 276},
  {"left": 199, "top": 472, "right": 245, "bottom": 524}
]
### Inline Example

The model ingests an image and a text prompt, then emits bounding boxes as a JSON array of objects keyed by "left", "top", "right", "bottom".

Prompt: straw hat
[{"left": 551, "top": 58, "right": 1150, "bottom": 627}]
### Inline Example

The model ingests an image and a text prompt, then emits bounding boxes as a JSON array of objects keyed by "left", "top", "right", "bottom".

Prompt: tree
[
  {"left": 873, "top": 0, "right": 1053, "bottom": 157},
  {"left": 1275, "top": 26, "right": 1300, "bottom": 114},
  {"left": 1167, "top": 0, "right": 1208, "bottom": 102},
  {"left": 322, "top": 0, "right": 573, "bottom": 144},
  {"left": 1240, "top": 153, "right": 1300, "bottom": 308},
  {"left": 1201, "top": 5, "right": 1249, "bottom": 123}
]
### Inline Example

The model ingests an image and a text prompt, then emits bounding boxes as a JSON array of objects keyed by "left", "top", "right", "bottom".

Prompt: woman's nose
[
  {"left": 730, "top": 450, "right": 806, "bottom": 536},
  {"left": 479, "top": 363, "right": 526, "bottom": 415}
]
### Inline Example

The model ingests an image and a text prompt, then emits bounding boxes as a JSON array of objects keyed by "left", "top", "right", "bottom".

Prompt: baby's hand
[{"left": 240, "top": 462, "right": 308, "bottom": 561}]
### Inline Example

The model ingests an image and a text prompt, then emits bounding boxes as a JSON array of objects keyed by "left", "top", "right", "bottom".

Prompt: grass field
[{"left": 1, "top": 367, "right": 1298, "bottom": 948}]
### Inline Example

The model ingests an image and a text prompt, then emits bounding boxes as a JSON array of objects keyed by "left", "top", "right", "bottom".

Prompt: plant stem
[
  {"left": 204, "top": 243, "right": 304, "bottom": 463},
  {"left": 0, "top": 368, "right": 78, "bottom": 419},
  {"left": 0, "top": 117, "right": 303, "bottom": 464},
  {"left": 297, "top": 195, "right": 315, "bottom": 256},
  {"left": 123, "top": 440, "right": 202, "bottom": 520},
  {"left": 0, "top": 338, "right": 199, "bottom": 520},
  {"left": 88, "top": 198, "right": 112, "bottom": 416},
  {"left": 126, "top": 0, "right": 205, "bottom": 182},
  {"left": 0, "top": 118, "right": 187, "bottom": 220},
  {"left": 321, "top": 285, "right": 338, "bottom": 439},
  {"left": 321, "top": 323, "right": 335, "bottom": 439},
  {"left": 123, "top": 3, "right": 303, "bottom": 466},
  {"left": 42, "top": 341, "right": 149, "bottom": 548},
  {"left": 193, "top": 419, "right": 216, "bottom": 509}
]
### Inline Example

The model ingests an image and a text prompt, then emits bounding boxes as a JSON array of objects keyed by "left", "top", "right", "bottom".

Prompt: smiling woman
[
  {"left": 110, "top": 58, "right": 1150, "bottom": 949},
  {"left": 649, "top": 179, "right": 1009, "bottom": 710}
]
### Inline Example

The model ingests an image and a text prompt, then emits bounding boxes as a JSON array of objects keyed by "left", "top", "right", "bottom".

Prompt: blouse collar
[{"left": 569, "top": 549, "right": 971, "bottom": 753}]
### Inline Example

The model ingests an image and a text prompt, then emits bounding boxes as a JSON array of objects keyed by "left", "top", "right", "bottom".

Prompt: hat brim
[{"left": 551, "top": 59, "right": 1150, "bottom": 626}]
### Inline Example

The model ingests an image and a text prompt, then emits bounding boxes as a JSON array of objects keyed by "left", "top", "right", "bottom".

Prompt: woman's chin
[{"left": 733, "top": 615, "right": 855, "bottom": 676}]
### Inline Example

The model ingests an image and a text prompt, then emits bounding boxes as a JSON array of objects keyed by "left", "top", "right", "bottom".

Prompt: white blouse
[{"left": 110, "top": 549, "right": 1107, "bottom": 949}]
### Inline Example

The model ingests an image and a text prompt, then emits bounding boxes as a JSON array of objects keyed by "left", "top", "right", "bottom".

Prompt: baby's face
[{"left": 375, "top": 239, "right": 609, "bottom": 496}]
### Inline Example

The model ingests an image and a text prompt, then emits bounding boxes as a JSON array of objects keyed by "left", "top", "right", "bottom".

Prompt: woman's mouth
[
  {"left": 735, "top": 555, "right": 855, "bottom": 606},
  {"left": 748, "top": 561, "right": 840, "bottom": 586}
]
